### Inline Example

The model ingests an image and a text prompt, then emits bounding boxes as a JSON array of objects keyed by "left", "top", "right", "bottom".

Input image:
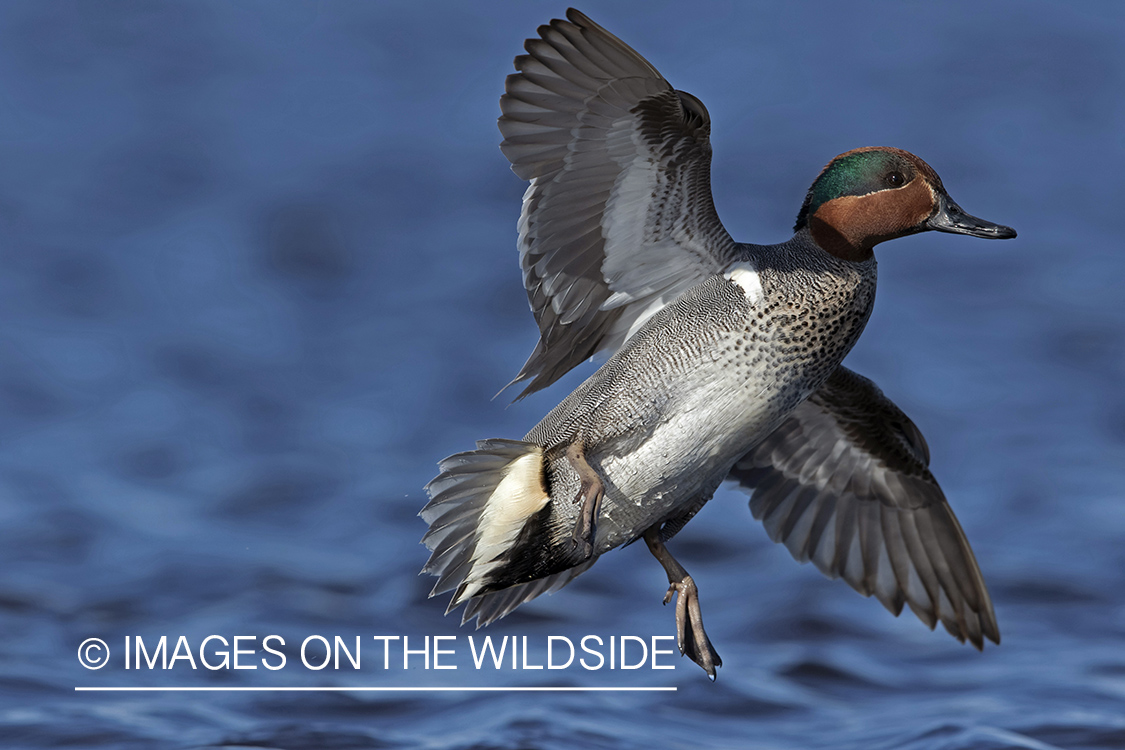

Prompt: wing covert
[
  {"left": 499, "top": 9, "right": 741, "bottom": 397},
  {"left": 728, "top": 366, "right": 1000, "bottom": 648}
]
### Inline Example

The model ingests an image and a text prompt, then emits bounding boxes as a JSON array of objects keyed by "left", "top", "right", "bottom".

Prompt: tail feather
[
  {"left": 461, "top": 560, "right": 596, "bottom": 626},
  {"left": 421, "top": 439, "right": 554, "bottom": 617}
]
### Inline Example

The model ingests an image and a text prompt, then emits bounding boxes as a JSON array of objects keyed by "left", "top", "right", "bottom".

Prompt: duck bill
[{"left": 927, "top": 193, "right": 1016, "bottom": 239}]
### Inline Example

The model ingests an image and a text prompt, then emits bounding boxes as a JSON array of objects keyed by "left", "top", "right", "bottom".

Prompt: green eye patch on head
[{"left": 795, "top": 149, "right": 917, "bottom": 231}]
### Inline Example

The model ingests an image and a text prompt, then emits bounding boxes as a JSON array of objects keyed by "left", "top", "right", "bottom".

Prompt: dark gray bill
[{"left": 928, "top": 194, "right": 1016, "bottom": 239}]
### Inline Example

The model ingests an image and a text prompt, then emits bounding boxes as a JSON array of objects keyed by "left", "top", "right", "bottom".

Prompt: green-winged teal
[{"left": 421, "top": 8, "right": 1015, "bottom": 678}]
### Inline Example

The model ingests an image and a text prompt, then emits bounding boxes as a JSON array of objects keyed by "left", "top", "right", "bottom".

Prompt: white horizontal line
[{"left": 75, "top": 686, "right": 676, "bottom": 692}]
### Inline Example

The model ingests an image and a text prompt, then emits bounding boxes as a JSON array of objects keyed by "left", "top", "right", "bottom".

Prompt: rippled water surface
[{"left": 3, "top": 1, "right": 1124, "bottom": 748}]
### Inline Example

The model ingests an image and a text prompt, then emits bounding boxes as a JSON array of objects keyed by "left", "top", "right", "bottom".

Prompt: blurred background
[{"left": 2, "top": 1, "right": 1123, "bottom": 748}]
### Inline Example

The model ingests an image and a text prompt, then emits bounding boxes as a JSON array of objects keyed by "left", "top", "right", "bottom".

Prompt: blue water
[{"left": 3, "top": 1, "right": 1124, "bottom": 748}]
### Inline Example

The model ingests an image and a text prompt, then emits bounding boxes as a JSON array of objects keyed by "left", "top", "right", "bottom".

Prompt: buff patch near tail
[{"left": 421, "top": 439, "right": 551, "bottom": 614}]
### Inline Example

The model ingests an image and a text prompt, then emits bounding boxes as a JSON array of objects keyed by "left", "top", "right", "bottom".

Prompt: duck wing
[
  {"left": 727, "top": 366, "right": 1000, "bottom": 648},
  {"left": 500, "top": 9, "right": 741, "bottom": 398}
]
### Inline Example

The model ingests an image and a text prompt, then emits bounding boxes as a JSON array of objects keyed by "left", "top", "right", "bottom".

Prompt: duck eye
[{"left": 886, "top": 171, "right": 905, "bottom": 187}]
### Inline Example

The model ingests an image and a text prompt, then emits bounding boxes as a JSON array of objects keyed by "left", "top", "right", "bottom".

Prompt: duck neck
[
  {"left": 806, "top": 214, "right": 876, "bottom": 262},
  {"left": 783, "top": 226, "right": 876, "bottom": 268}
]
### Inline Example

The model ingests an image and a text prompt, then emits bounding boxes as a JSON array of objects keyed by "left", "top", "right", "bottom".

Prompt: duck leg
[
  {"left": 643, "top": 525, "right": 722, "bottom": 679},
  {"left": 565, "top": 442, "right": 604, "bottom": 559}
]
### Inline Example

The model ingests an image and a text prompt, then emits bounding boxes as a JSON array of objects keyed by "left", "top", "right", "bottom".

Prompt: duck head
[{"left": 794, "top": 147, "right": 1016, "bottom": 262}]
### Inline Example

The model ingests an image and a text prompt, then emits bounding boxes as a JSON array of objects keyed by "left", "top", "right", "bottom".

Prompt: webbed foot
[
  {"left": 566, "top": 442, "right": 604, "bottom": 559},
  {"left": 662, "top": 573, "right": 722, "bottom": 679},
  {"left": 644, "top": 525, "right": 722, "bottom": 679}
]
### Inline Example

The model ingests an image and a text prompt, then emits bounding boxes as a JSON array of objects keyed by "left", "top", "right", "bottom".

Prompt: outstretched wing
[
  {"left": 727, "top": 366, "right": 1000, "bottom": 648},
  {"left": 499, "top": 9, "right": 741, "bottom": 398}
]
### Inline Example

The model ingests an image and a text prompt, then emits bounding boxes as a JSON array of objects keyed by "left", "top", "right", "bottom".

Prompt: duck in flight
[{"left": 421, "top": 8, "right": 1015, "bottom": 678}]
